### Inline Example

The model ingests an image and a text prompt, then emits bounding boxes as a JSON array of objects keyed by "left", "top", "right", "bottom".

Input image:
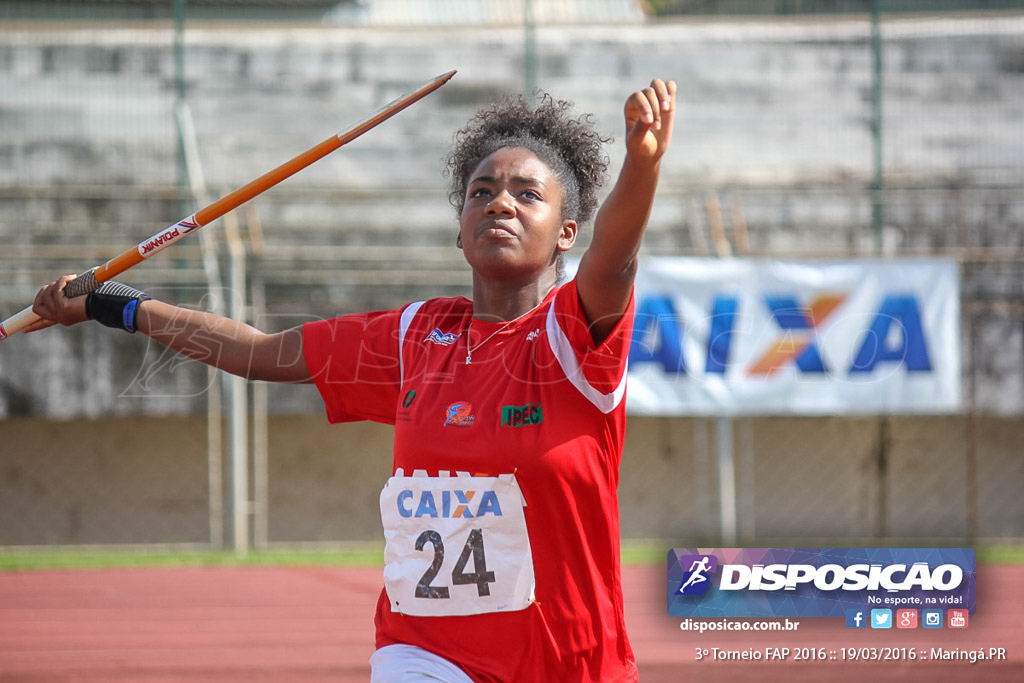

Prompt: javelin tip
[{"left": 416, "top": 69, "right": 457, "bottom": 95}]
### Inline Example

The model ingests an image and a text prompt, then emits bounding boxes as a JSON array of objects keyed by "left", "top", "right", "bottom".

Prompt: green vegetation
[
  {"left": 976, "top": 544, "right": 1024, "bottom": 566},
  {"left": 0, "top": 544, "right": 385, "bottom": 572},
  {"left": 1, "top": 541, "right": 1020, "bottom": 572}
]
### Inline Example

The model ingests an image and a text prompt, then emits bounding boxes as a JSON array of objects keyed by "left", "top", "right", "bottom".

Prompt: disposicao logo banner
[{"left": 667, "top": 548, "right": 976, "bottom": 618}]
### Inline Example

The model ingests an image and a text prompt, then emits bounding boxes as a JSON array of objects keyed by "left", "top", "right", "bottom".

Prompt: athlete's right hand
[{"left": 26, "top": 275, "right": 89, "bottom": 333}]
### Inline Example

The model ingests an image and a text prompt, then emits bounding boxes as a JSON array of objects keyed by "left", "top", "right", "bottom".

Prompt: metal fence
[{"left": 0, "top": 2, "right": 1021, "bottom": 552}]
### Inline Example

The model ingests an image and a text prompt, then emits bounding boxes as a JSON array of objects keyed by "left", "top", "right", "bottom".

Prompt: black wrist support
[{"left": 85, "top": 281, "right": 151, "bottom": 333}]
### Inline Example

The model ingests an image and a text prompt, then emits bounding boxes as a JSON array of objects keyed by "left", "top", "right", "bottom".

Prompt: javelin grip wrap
[
  {"left": 86, "top": 281, "right": 151, "bottom": 333},
  {"left": 63, "top": 269, "right": 102, "bottom": 298}
]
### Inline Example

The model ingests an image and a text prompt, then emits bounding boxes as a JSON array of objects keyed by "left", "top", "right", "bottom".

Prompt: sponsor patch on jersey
[
  {"left": 444, "top": 402, "right": 475, "bottom": 427},
  {"left": 501, "top": 403, "right": 543, "bottom": 427},
  {"left": 426, "top": 328, "right": 460, "bottom": 346}
]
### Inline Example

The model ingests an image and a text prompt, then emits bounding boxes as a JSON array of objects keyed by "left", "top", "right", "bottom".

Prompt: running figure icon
[{"left": 679, "top": 556, "right": 712, "bottom": 593}]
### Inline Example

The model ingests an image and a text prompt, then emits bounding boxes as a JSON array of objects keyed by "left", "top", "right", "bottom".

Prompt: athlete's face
[{"left": 458, "top": 147, "right": 577, "bottom": 282}]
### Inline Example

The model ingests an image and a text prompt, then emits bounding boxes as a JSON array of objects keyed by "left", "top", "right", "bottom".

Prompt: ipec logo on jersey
[
  {"left": 676, "top": 555, "right": 718, "bottom": 595},
  {"left": 501, "top": 403, "right": 543, "bottom": 427},
  {"left": 444, "top": 402, "right": 475, "bottom": 427}
]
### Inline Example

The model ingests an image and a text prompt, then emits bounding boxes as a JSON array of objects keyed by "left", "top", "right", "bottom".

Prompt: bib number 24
[
  {"left": 415, "top": 528, "right": 495, "bottom": 599},
  {"left": 380, "top": 473, "right": 535, "bottom": 616}
]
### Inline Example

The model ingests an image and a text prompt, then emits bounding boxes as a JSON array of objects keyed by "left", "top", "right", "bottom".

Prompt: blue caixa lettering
[
  {"left": 397, "top": 489, "right": 503, "bottom": 519},
  {"left": 629, "top": 293, "right": 932, "bottom": 376}
]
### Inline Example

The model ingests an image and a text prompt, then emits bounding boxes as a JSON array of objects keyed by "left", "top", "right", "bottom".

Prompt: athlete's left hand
[{"left": 623, "top": 78, "right": 676, "bottom": 163}]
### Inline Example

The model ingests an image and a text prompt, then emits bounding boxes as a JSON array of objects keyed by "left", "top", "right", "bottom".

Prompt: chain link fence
[{"left": 1, "top": 1, "right": 1021, "bottom": 552}]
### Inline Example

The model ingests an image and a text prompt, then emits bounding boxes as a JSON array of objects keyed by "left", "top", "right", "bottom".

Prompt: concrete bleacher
[{"left": 1, "top": 13, "right": 1022, "bottom": 417}]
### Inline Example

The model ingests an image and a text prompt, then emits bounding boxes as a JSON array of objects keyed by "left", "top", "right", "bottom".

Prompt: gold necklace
[{"left": 465, "top": 320, "right": 516, "bottom": 365}]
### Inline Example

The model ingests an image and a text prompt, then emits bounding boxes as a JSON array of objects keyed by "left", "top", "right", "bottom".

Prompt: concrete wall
[{"left": 1, "top": 414, "right": 1020, "bottom": 546}]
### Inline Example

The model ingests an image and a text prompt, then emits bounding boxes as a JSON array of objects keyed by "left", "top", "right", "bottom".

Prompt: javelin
[{"left": 0, "top": 69, "right": 456, "bottom": 341}]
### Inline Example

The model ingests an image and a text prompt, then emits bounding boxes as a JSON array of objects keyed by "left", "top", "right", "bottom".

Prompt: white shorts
[{"left": 370, "top": 644, "right": 475, "bottom": 683}]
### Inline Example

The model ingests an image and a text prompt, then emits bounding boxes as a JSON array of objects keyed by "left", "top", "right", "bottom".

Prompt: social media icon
[
  {"left": 846, "top": 609, "right": 867, "bottom": 629},
  {"left": 948, "top": 609, "right": 969, "bottom": 629},
  {"left": 896, "top": 609, "right": 918, "bottom": 628},
  {"left": 922, "top": 609, "right": 944, "bottom": 629},
  {"left": 871, "top": 609, "right": 892, "bottom": 629}
]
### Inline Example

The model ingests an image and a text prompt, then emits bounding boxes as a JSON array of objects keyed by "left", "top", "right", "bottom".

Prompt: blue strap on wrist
[
  {"left": 84, "top": 281, "right": 151, "bottom": 333},
  {"left": 122, "top": 298, "right": 140, "bottom": 333}
]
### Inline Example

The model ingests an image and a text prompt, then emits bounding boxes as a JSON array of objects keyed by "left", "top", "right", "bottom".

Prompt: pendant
[{"left": 465, "top": 354, "right": 472, "bottom": 365}]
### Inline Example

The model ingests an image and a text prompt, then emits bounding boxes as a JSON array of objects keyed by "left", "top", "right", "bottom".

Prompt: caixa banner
[
  {"left": 624, "top": 258, "right": 961, "bottom": 415},
  {"left": 667, "top": 548, "right": 976, "bottom": 618}
]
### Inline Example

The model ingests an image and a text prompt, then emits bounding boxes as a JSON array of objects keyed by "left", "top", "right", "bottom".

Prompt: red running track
[{"left": 1, "top": 563, "right": 1021, "bottom": 682}]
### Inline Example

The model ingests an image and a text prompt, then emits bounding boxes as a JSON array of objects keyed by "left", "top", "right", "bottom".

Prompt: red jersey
[{"left": 303, "top": 279, "right": 637, "bottom": 682}]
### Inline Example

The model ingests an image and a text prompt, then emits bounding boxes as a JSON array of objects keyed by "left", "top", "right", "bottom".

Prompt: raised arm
[
  {"left": 575, "top": 78, "right": 676, "bottom": 343},
  {"left": 28, "top": 275, "right": 311, "bottom": 383}
]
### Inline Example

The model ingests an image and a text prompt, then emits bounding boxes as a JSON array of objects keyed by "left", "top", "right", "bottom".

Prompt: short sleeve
[
  {"left": 551, "top": 278, "right": 635, "bottom": 397},
  {"left": 302, "top": 308, "right": 405, "bottom": 424}
]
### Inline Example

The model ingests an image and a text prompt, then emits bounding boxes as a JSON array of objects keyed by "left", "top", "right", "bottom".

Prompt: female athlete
[{"left": 30, "top": 77, "right": 676, "bottom": 682}]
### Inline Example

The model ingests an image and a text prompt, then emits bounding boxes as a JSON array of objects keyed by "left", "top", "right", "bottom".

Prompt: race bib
[{"left": 379, "top": 471, "right": 535, "bottom": 617}]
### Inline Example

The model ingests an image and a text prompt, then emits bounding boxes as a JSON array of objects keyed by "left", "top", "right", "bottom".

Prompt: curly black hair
[{"left": 445, "top": 92, "right": 611, "bottom": 226}]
